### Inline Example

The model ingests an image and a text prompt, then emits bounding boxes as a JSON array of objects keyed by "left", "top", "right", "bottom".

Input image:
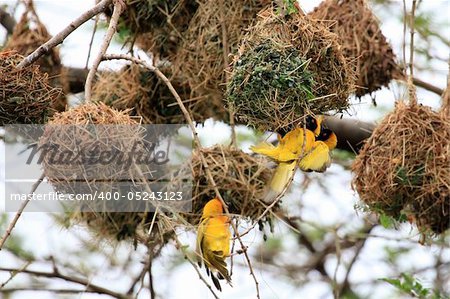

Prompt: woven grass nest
[
  {"left": 5, "top": 9, "right": 68, "bottom": 111},
  {"left": 67, "top": 210, "right": 174, "bottom": 245},
  {"left": 352, "top": 99, "right": 450, "bottom": 235},
  {"left": 0, "top": 51, "right": 61, "bottom": 125},
  {"left": 110, "top": 0, "right": 198, "bottom": 59},
  {"left": 309, "top": 0, "right": 402, "bottom": 97},
  {"left": 39, "top": 102, "right": 143, "bottom": 194},
  {"left": 41, "top": 102, "right": 172, "bottom": 243},
  {"left": 92, "top": 63, "right": 226, "bottom": 124},
  {"left": 226, "top": 6, "right": 355, "bottom": 133},
  {"left": 173, "top": 0, "right": 270, "bottom": 105},
  {"left": 172, "top": 145, "right": 276, "bottom": 227}
]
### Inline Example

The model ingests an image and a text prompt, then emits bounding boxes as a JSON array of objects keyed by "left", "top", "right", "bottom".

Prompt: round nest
[
  {"left": 226, "top": 6, "right": 355, "bottom": 132},
  {"left": 110, "top": 0, "right": 198, "bottom": 59},
  {"left": 40, "top": 102, "right": 141, "bottom": 194},
  {"left": 309, "top": 0, "right": 402, "bottom": 98},
  {"left": 66, "top": 210, "right": 174, "bottom": 246},
  {"left": 4, "top": 9, "right": 68, "bottom": 111},
  {"left": 92, "top": 63, "right": 226, "bottom": 124},
  {"left": 173, "top": 0, "right": 270, "bottom": 103},
  {"left": 352, "top": 100, "right": 450, "bottom": 235},
  {"left": 41, "top": 102, "right": 171, "bottom": 244},
  {"left": 0, "top": 51, "right": 60, "bottom": 125},
  {"left": 174, "top": 145, "right": 277, "bottom": 227}
]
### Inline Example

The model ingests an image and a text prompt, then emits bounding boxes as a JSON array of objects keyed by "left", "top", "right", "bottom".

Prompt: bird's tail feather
[
  {"left": 269, "top": 161, "right": 296, "bottom": 194},
  {"left": 208, "top": 250, "right": 232, "bottom": 284}
]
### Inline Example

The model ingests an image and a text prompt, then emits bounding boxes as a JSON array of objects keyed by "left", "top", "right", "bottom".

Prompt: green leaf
[{"left": 380, "top": 214, "right": 394, "bottom": 229}]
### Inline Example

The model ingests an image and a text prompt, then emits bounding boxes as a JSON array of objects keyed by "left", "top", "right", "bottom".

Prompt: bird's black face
[
  {"left": 317, "top": 128, "right": 332, "bottom": 141},
  {"left": 305, "top": 115, "right": 318, "bottom": 132}
]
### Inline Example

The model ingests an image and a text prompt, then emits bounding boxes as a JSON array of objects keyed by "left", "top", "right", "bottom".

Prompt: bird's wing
[
  {"left": 196, "top": 218, "right": 208, "bottom": 267},
  {"left": 282, "top": 128, "right": 315, "bottom": 156},
  {"left": 202, "top": 217, "right": 232, "bottom": 285},
  {"left": 251, "top": 141, "right": 297, "bottom": 162},
  {"left": 298, "top": 141, "right": 331, "bottom": 172}
]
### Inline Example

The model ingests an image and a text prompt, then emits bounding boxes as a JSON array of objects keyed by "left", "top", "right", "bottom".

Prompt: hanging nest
[
  {"left": 0, "top": 51, "right": 60, "bottom": 125},
  {"left": 109, "top": 0, "right": 198, "bottom": 59},
  {"left": 173, "top": 0, "right": 271, "bottom": 106},
  {"left": 352, "top": 99, "right": 450, "bottom": 235},
  {"left": 171, "top": 145, "right": 277, "bottom": 227},
  {"left": 226, "top": 6, "right": 355, "bottom": 132},
  {"left": 39, "top": 102, "right": 142, "bottom": 194},
  {"left": 92, "top": 63, "right": 226, "bottom": 124},
  {"left": 65, "top": 210, "right": 174, "bottom": 245},
  {"left": 4, "top": 8, "right": 68, "bottom": 111},
  {"left": 41, "top": 102, "right": 173, "bottom": 243},
  {"left": 309, "top": 0, "right": 403, "bottom": 97}
]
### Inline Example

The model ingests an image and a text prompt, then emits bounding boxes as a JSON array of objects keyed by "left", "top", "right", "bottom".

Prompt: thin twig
[
  {"left": 218, "top": 0, "right": 236, "bottom": 147},
  {"left": 17, "top": 0, "right": 112, "bottom": 69},
  {"left": 0, "top": 7, "right": 16, "bottom": 34},
  {"left": 0, "top": 173, "right": 45, "bottom": 251},
  {"left": 148, "top": 257, "right": 155, "bottom": 299},
  {"left": 85, "top": 13, "right": 100, "bottom": 69},
  {"left": 101, "top": 53, "right": 261, "bottom": 298},
  {"left": 409, "top": 0, "right": 417, "bottom": 80},
  {"left": 0, "top": 261, "right": 32, "bottom": 288},
  {"left": 402, "top": 0, "right": 407, "bottom": 69},
  {"left": 85, "top": 0, "right": 125, "bottom": 102},
  {"left": 165, "top": 221, "right": 220, "bottom": 299},
  {"left": 0, "top": 288, "right": 101, "bottom": 294},
  {"left": 0, "top": 267, "right": 128, "bottom": 299},
  {"left": 412, "top": 77, "right": 444, "bottom": 96}
]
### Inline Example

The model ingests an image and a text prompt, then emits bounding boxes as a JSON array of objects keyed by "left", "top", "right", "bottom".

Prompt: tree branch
[
  {"left": 323, "top": 116, "right": 375, "bottom": 154},
  {"left": 84, "top": 0, "right": 125, "bottom": 102},
  {"left": 17, "top": 0, "right": 112, "bottom": 69},
  {"left": 412, "top": 77, "right": 445, "bottom": 96},
  {"left": 101, "top": 53, "right": 261, "bottom": 298},
  {"left": 0, "top": 267, "right": 128, "bottom": 299},
  {"left": 0, "top": 173, "right": 45, "bottom": 251},
  {"left": 0, "top": 7, "right": 16, "bottom": 35}
]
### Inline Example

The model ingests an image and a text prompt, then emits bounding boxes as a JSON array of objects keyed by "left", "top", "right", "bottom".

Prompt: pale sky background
[{"left": 0, "top": 1, "right": 449, "bottom": 299}]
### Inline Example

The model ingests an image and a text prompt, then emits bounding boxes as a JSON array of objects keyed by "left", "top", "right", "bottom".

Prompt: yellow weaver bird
[
  {"left": 250, "top": 115, "right": 321, "bottom": 162},
  {"left": 196, "top": 198, "right": 232, "bottom": 291},
  {"left": 268, "top": 127, "right": 338, "bottom": 194},
  {"left": 299, "top": 128, "right": 338, "bottom": 173},
  {"left": 252, "top": 116, "right": 322, "bottom": 197}
]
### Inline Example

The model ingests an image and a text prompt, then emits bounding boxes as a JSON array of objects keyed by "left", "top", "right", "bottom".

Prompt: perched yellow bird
[
  {"left": 299, "top": 128, "right": 337, "bottom": 173},
  {"left": 196, "top": 198, "right": 232, "bottom": 291}
]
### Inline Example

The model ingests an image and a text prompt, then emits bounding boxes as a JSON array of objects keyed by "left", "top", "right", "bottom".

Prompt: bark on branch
[
  {"left": 0, "top": 7, "right": 16, "bottom": 35},
  {"left": 16, "top": 0, "right": 112, "bottom": 69}
]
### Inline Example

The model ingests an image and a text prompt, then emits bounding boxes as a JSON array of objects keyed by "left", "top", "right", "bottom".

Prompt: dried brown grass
[
  {"left": 40, "top": 102, "right": 169, "bottom": 242},
  {"left": 114, "top": 0, "right": 198, "bottom": 59},
  {"left": 173, "top": 145, "right": 276, "bottom": 226},
  {"left": 92, "top": 63, "right": 226, "bottom": 124},
  {"left": 173, "top": 0, "right": 270, "bottom": 104},
  {"left": 0, "top": 51, "right": 60, "bottom": 124},
  {"left": 226, "top": 6, "right": 355, "bottom": 132},
  {"left": 5, "top": 9, "right": 68, "bottom": 111},
  {"left": 352, "top": 99, "right": 450, "bottom": 235},
  {"left": 309, "top": 0, "right": 402, "bottom": 97}
]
